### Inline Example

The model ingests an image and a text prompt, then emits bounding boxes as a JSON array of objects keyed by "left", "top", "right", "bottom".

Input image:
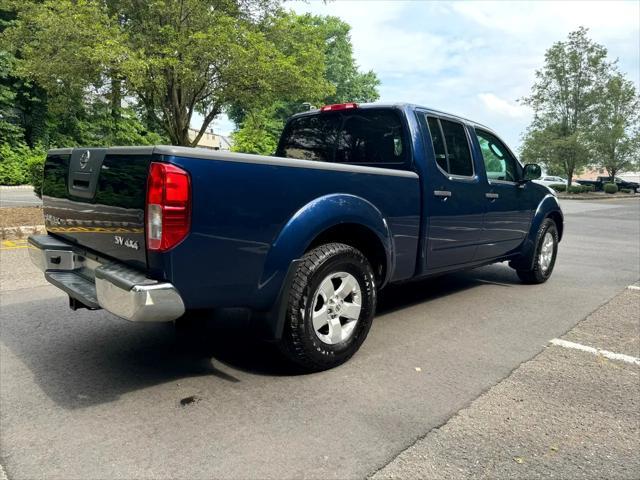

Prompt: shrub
[
  {"left": 0, "top": 143, "right": 46, "bottom": 186},
  {"left": 582, "top": 184, "right": 595, "bottom": 192},
  {"left": 550, "top": 183, "right": 566, "bottom": 192},
  {"left": 28, "top": 156, "right": 45, "bottom": 197},
  {"left": 568, "top": 185, "right": 585, "bottom": 194},
  {"left": 604, "top": 183, "right": 618, "bottom": 194},
  {"left": 620, "top": 188, "right": 632, "bottom": 194}
]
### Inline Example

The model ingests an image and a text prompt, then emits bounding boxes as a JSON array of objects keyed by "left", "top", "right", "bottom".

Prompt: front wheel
[
  {"left": 515, "top": 218, "right": 559, "bottom": 284},
  {"left": 278, "top": 243, "right": 377, "bottom": 372}
]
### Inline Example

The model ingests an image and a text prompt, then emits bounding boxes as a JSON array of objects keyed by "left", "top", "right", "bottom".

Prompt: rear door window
[
  {"left": 425, "top": 116, "right": 474, "bottom": 177},
  {"left": 278, "top": 109, "right": 408, "bottom": 167},
  {"left": 426, "top": 117, "right": 448, "bottom": 172}
]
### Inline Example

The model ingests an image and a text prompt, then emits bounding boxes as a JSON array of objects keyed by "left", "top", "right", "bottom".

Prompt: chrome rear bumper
[{"left": 28, "top": 234, "right": 184, "bottom": 322}]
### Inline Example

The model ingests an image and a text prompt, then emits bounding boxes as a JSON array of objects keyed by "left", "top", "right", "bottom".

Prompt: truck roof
[{"left": 289, "top": 102, "right": 493, "bottom": 131}]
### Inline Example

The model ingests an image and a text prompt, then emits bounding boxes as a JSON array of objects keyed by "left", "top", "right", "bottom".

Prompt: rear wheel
[
  {"left": 515, "top": 218, "right": 558, "bottom": 284},
  {"left": 278, "top": 243, "right": 376, "bottom": 372}
]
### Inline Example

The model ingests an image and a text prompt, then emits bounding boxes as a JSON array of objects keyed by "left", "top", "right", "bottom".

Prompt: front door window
[{"left": 475, "top": 129, "right": 520, "bottom": 182}]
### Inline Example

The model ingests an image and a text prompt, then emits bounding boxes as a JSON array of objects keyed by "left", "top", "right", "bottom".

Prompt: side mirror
[{"left": 522, "top": 163, "right": 542, "bottom": 182}]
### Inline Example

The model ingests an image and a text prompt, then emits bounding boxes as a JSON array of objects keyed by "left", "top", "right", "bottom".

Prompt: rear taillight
[{"left": 146, "top": 162, "right": 191, "bottom": 252}]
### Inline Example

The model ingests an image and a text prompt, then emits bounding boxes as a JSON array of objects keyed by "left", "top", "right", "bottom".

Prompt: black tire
[
  {"left": 515, "top": 218, "right": 559, "bottom": 284},
  {"left": 278, "top": 243, "right": 377, "bottom": 372}
]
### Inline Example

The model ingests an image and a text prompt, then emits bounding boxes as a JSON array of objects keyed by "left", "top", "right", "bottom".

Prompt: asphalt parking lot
[
  {"left": 0, "top": 187, "right": 41, "bottom": 208},
  {"left": 1, "top": 198, "right": 639, "bottom": 479}
]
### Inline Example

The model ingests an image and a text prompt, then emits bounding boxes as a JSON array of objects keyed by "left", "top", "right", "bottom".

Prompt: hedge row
[
  {"left": 0, "top": 143, "right": 46, "bottom": 188},
  {"left": 549, "top": 184, "right": 595, "bottom": 194},
  {"left": 604, "top": 183, "right": 619, "bottom": 194}
]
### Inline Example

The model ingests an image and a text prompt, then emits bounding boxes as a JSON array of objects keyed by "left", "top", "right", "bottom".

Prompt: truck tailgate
[{"left": 42, "top": 147, "right": 153, "bottom": 270}]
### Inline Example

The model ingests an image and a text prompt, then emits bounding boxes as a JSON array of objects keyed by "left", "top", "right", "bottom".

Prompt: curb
[
  {"left": 0, "top": 185, "right": 33, "bottom": 191},
  {"left": 0, "top": 225, "right": 45, "bottom": 240},
  {"left": 557, "top": 194, "right": 639, "bottom": 201}
]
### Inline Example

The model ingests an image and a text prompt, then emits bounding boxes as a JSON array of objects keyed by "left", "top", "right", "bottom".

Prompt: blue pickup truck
[{"left": 29, "top": 102, "right": 563, "bottom": 371}]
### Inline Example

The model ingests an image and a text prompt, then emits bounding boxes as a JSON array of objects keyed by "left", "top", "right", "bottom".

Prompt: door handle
[
  {"left": 485, "top": 192, "right": 499, "bottom": 199},
  {"left": 434, "top": 190, "right": 452, "bottom": 198}
]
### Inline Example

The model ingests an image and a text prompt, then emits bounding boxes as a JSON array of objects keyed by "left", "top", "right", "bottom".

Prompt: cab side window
[
  {"left": 475, "top": 129, "right": 520, "bottom": 182},
  {"left": 427, "top": 117, "right": 447, "bottom": 172},
  {"left": 425, "top": 116, "right": 474, "bottom": 177},
  {"left": 335, "top": 111, "right": 406, "bottom": 165}
]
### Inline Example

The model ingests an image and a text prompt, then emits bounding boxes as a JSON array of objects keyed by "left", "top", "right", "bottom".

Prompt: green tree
[
  {"left": 120, "top": 1, "right": 329, "bottom": 146},
  {"left": 4, "top": 0, "right": 331, "bottom": 147},
  {"left": 232, "top": 13, "right": 380, "bottom": 154},
  {"left": 232, "top": 108, "right": 282, "bottom": 155},
  {"left": 0, "top": 6, "right": 49, "bottom": 147},
  {"left": 0, "top": 51, "right": 23, "bottom": 145},
  {"left": 521, "top": 27, "right": 610, "bottom": 187},
  {"left": 590, "top": 73, "right": 639, "bottom": 180},
  {"left": 318, "top": 15, "right": 380, "bottom": 105}
]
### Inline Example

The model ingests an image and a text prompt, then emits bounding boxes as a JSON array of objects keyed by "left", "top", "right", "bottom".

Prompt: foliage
[
  {"left": 231, "top": 109, "right": 283, "bottom": 155},
  {"left": 582, "top": 184, "right": 595, "bottom": 192},
  {"left": 28, "top": 153, "right": 44, "bottom": 197},
  {"left": 589, "top": 73, "right": 640, "bottom": 179},
  {"left": 0, "top": 143, "right": 46, "bottom": 185},
  {"left": 0, "top": 0, "right": 169, "bottom": 169},
  {"left": 0, "top": 51, "right": 24, "bottom": 145},
  {"left": 620, "top": 188, "right": 632, "bottom": 194},
  {"left": 231, "top": 13, "right": 380, "bottom": 154},
  {"left": 3, "top": 1, "right": 334, "bottom": 147},
  {"left": 550, "top": 184, "right": 590, "bottom": 194},
  {"left": 520, "top": 27, "right": 611, "bottom": 186},
  {"left": 604, "top": 183, "right": 618, "bottom": 194}
]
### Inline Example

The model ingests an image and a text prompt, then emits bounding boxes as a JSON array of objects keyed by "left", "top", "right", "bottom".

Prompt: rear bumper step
[{"left": 28, "top": 234, "right": 185, "bottom": 322}]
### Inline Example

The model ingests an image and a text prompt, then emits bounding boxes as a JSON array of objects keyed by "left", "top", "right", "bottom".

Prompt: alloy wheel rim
[
  {"left": 539, "top": 232, "right": 555, "bottom": 273},
  {"left": 309, "top": 272, "right": 362, "bottom": 345}
]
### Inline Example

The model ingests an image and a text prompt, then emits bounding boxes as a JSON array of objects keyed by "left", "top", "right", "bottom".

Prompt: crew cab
[
  {"left": 29, "top": 103, "right": 563, "bottom": 371},
  {"left": 577, "top": 176, "right": 639, "bottom": 193}
]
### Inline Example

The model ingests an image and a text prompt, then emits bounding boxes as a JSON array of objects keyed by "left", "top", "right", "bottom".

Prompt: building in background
[{"left": 188, "top": 128, "right": 233, "bottom": 151}]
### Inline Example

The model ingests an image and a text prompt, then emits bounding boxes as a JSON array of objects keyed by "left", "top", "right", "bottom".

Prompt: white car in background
[{"left": 534, "top": 175, "right": 581, "bottom": 189}]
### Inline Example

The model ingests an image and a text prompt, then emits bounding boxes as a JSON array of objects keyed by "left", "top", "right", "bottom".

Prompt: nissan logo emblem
[{"left": 79, "top": 150, "right": 91, "bottom": 170}]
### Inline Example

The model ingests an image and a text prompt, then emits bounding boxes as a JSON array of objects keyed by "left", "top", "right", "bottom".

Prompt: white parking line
[
  {"left": 628, "top": 285, "right": 640, "bottom": 291},
  {"left": 550, "top": 338, "right": 640, "bottom": 366},
  {"left": 0, "top": 462, "right": 7, "bottom": 480}
]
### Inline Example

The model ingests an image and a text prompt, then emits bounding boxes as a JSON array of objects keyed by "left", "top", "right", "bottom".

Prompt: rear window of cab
[{"left": 277, "top": 109, "right": 408, "bottom": 167}]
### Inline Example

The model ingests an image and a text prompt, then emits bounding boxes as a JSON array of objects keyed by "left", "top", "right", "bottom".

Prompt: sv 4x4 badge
[{"left": 114, "top": 235, "right": 139, "bottom": 250}]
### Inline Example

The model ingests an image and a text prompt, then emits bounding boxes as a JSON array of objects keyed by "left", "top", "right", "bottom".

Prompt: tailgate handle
[{"left": 72, "top": 179, "right": 90, "bottom": 189}]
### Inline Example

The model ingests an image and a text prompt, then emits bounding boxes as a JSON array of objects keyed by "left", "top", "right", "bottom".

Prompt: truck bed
[{"left": 40, "top": 146, "right": 421, "bottom": 311}]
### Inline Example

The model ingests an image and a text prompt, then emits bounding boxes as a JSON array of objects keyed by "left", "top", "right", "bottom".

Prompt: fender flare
[
  {"left": 514, "top": 194, "right": 564, "bottom": 270},
  {"left": 258, "top": 193, "right": 394, "bottom": 307}
]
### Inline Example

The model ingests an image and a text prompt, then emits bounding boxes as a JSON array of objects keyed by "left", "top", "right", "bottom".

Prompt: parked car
[
  {"left": 534, "top": 175, "right": 581, "bottom": 188},
  {"left": 577, "top": 176, "right": 639, "bottom": 193},
  {"left": 29, "top": 102, "right": 563, "bottom": 371}
]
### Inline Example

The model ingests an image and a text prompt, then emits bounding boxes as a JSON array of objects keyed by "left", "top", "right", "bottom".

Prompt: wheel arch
[
  {"left": 546, "top": 210, "right": 563, "bottom": 241},
  {"left": 513, "top": 194, "right": 563, "bottom": 270},
  {"left": 306, "top": 222, "right": 388, "bottom": 287},
  {"left": 259, "top": 194, "right": 394, "bottom": 306}
]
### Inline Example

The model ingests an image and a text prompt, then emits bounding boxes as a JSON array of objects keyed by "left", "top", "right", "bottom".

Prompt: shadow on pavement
[{"left": 0, "top": 263, "right": 520, "bottom": 410}]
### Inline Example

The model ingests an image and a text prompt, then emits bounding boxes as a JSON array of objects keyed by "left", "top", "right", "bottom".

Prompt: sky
[{"left": 199, "top": 0, "right": 640, "bottom": 152}]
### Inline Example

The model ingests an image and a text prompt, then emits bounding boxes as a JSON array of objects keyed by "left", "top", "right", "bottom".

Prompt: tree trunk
[{"left": 110, "top": 76, "right": 122, "bottom": 138}]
